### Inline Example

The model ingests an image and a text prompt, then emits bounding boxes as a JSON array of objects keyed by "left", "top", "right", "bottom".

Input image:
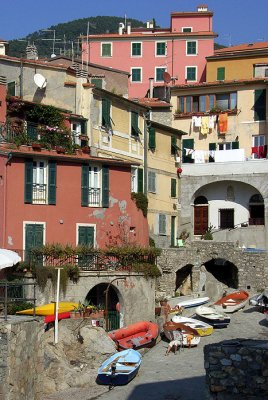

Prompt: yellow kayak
[{"left": 16, "top": 302, "right": 79, "bottom": 316}]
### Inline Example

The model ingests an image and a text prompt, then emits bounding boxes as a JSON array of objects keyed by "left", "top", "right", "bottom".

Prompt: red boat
[
  {"left": 109, "top": 321, "right": 159, "bottom": 350},
  {"left": 44, "top": 312, "right": 70, "bottom": 330},
  {"left": 214, "top": 290, "right": 249, "bottom": 313}
]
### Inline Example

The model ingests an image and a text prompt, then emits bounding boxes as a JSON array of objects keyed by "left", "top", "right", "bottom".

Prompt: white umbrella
[{"left": 0, "top": 249, "right": 21, "bottom": 270}]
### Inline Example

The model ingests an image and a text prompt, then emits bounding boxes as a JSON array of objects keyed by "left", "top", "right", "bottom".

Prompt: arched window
[
  {"left": 249, "top": 193, "right": 264, "bottom": 225},
  {"left": 194, "top": 196, "right": 208, "bottom": 205}
]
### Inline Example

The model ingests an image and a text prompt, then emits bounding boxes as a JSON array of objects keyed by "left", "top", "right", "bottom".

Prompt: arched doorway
[
  {"left": 194, "top": 196, "right": 208, "bottom": 235},
  {"left": 86, "top": 283, "right": 120, "bottom": 330},
  {"left": 175, "top": 264, "right": 193, "bottom": 295},
  {"left": 204, "top": 258, "right": 238, "bottom": 289},
  {"left": 249, "top": 194, "right": 264, "bottom": 225}
]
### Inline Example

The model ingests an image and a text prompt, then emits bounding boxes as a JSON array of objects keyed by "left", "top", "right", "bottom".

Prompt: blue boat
[{"left": 97, "top": 349, "right": 142, "bottom": 386}]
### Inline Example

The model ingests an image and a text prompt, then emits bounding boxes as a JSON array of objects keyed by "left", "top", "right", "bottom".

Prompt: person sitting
[{"left": 165, "top": 330, "right": 183, "bottom": 355}]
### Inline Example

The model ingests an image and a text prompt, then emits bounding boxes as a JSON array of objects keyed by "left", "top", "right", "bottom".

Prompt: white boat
[
  {"left": 195, "top": 305, "right": 230, "bottom": 328},
  {"left": 175, "top": 296, "right": 210, "bottom": 309},
  {"left": 213, "top": 290, "right": 249, "bottom": 313},
  {"left": 171, "top": 315, "right": 213, "bottom": 336},
  {"left": 163, "top": 321, "right": 200, "bottom": 347}
]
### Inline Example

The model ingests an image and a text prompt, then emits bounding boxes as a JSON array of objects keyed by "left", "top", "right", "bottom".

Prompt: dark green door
[
  {"left": 78, "top": 226, "right": 95, "bottom": 267},
  {"left": 107, "top": 310, "right": 120, "bottom": 331},
  {"left": 25, "top": 224, "right": 44, "bottom": 263}
]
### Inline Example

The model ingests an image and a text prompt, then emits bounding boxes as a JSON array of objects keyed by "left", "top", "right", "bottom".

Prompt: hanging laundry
[
  {"left": 209, "top": 115, "right": 216, "bottom": 129},
  {"left": 192, "top": 150, "right": 206, "bottom": 163},
  {"left": 201, "top": 116, "right": 209, "bottom": 134},
  {"left": 258, "top": 145, "right": 265, "bottom": 159},
  {"left": 219, "top": 113, "right": 228, "bottom": 134},
  {"left": 191, "top": 116, "right": 202, "bottom": 128},
  {"left": 185, "top": 148, "right": 195, "bottom": 156},
  {"left": 251, "top": 146, "right": 258, "bottom": 155}
]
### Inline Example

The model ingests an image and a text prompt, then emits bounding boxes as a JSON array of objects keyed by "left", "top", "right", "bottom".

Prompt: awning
[{"left": 0, "top": 249, "right": 21, "bottom": 270}]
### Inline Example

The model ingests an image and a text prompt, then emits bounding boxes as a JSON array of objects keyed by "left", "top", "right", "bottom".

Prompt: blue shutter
[
  {"left": 102, "top": 165, "right": 109, "bottom": 208},
  {"left": 48, "top": 161, "right": 57, "bottom": 205},
  {"left": 24, "top": 159, "right": 33, "bottom": 204},
  {"left": 81, "top": 165, "right": 89, "bottom": 206}
]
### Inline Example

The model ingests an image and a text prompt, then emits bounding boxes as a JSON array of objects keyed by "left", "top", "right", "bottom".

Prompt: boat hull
[
  {"left": 214, "top": 290, "right": 249, "bottom": 314},
  {"left": 163, "top": 323, "right": 200, "bottom": 347},
  {"left": 171, "top": 315, "right": 213, "bottom": 336},
  {"left": 195, "top": 306, "right": 230, "bottom": 328},
  {"left": 97, "top": 349, "right": 141, "bottom": 386},
  {"left": 176, "top": 296, "right": 210, "bottom": 309},
  {"left": 16, "top": 302, "right": 78, "bottom": 316},
  {"left": 109, "top": 321, "right": 159, "bottom": 350}
]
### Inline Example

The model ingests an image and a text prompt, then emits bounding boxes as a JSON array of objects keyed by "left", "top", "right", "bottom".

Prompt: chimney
[
  {"left": 149, "top": 78, "right": 154, "bottom": 98},
  {"left": 118, "top": 22, "right": 125, "bottom": 35},
  {"left": 197, "top": 4, "right": 208, "bottom": 12},
  {"left": 127, "top": 22, "right": 131, "bottom": 35},
  {"left": 26, "top": 43, "right": 38, "bottom": 60}
]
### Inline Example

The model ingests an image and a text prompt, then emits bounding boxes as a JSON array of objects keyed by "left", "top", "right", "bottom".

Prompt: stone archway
[
  {"left": 175, "top": 264, "right": 193, "bottom": 295},
  {"left": 203, "top": 258, "right": 239, "bottom": 289}
]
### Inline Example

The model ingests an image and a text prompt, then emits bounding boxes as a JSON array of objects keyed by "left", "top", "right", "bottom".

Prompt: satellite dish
[
  {"left": 34, "top": 73, "right": 47, "bottom": 89},
  {"left": 163, "top": 72, "right": 171, "bottom": 84}
]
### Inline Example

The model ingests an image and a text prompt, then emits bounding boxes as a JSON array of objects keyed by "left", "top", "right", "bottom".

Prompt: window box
[
  {"left": 32, "top": 143, "right": 42, "bottom": 150},
  {"left": 55, "top": 146, "right": 65, "bottom": 154},
  {"left": 82, "top": 146, "right": 91, "bottom": 154}
]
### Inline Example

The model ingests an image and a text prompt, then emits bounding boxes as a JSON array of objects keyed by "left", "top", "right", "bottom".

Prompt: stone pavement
[{"left": 45, "top": 305, "right": 268, "bottom": 400}]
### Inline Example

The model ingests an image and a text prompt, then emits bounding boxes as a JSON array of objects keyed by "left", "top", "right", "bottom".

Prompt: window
[
  {"left": 131, "top": 68, "right": 142, "bottom": 82},
  {"left": 182, "top": 138, "right": 194, "bottom": 163},
  {"left": 182, "top": 27, "right": 192, "bottom": 32},
  {"left": 218, "top": 142, "right": 239, "bottom": 150},
  {"left": 171, "top": 178, "right": 177, "bottom": 198},
  {"left": 131, "top": 167, "right": 138, "bottom": 192},
  {"left": 159, "top": 214, "right": 167, "bottom": 235},
  {"left": 171, "top": 136, "right": 179, "bottom": 155},
  {"left": 102, "top": 98, "right": 111, "bottom": 128},
  {"left": 71, "top": 120, "right": 87, "bottom": 145},
  {"left": 186, "top": 67, "right": 197, "bottom": 81},
  {"left": 249, "top": 194, "right": 264, "bottom": 225},
  {"left": 148, "top": 170, "right": 156, "bottom": 193},
  {"left": 81, "top": 165, "right": 109, "bottom": 207},
  {"left": 91, "top": 78, "right": 103, "bottom": 88},
  {"left": 156, "top": 41, "right": 166, "bottom": 56},
  {"left": 155, "top": 67, "right": 167, "bottom": 82},
  {"left": 252, "top": 135, "right": 265, "bottom": 159},
  {"left": 25, "top": 159, "right": 56, "bottom": 205},
  {"left": 178, "top": 92, "right": 237, "bottom": 114},
  {"left": 219, "top": 209, "right": 234, "bottom": 229},
  {"left": 148, "top": 126, "right": 156, "bottom": 150},
  {"left": 131, "top": 111, "right": 140, "bottom": 137},
  {"left": 254, "top": 89, "right": 266, "bottom": 121},
  {"left": 187, "top": 41, "right": 197, "bottom": 55},
  {"left": 7, "top": 81, "right": 16, "bottom": 96},
  {"left": 217, "top": 67, "right": 225, "bottom": 81},
  {"left": 101, "top": 43, "right": 112, "bottom": 57},
  {"left": 131, "top": 42, "right": 142, "bottom": 56}
]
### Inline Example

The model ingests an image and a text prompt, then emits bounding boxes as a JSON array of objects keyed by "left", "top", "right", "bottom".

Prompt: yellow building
[
  {"left": 169, "top": 78, "right": 268, "bottom": 249},
  {"left": 90, "top": 88, "right": 184, "bottom": 247},
  {"left": 206, "top": 42, "right": 268, "bottom": 82}
]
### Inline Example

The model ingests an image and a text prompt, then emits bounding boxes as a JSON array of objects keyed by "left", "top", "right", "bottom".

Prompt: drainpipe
[
  {"left": 20, "top": 59, "right": 23, "bottom": 98},
  {"left": 143, "top": 110, "right": 150, "bottom": 197},
  {"left": 2, "top": 153, "right": 12, "bottom": 247}
]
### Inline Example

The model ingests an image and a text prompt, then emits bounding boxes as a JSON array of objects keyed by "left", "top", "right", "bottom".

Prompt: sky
[{"left": 1, "top": 0, "right": 268, "bottom": 47}]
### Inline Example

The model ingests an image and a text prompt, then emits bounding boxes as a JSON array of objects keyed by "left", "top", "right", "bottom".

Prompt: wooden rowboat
[
  {"left": 195, "top": 305, "right": 230, "bottom": 328},
  {"left": 163, "top": 321, "right": 200, "bottom": 347},
  {"left": 97, "top": 349, "right": 142, "bottom": 386},
  {"left": 171, "top": 315, "right": 213, "bottom": 336},
  {"left": 214, "top": 290, "right": 249, "bottom": 313}
]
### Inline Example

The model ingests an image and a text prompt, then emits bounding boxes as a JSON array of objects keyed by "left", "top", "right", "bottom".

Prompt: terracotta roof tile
[
  {"left": 172, "top": 77, "right": 268, "bottom": 89},
  {"left": 215, "top": 41, "right": 268, "bottom": 54},
  {"left": 83, "top": 31, "right": 217, "bottom": 40}
]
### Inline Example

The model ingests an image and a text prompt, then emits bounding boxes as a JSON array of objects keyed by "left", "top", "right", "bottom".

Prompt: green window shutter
[
  {"left": 27, "top": 122, "right": 38, "bottom": 141},
  {"left": 48, "top": 161, "right": 57, "bottom": 205},
  {"left": 91, "top": 78, "right": 102, "bottom": 88},
  {"left": 131, "top": 112, "right": 139, "bottom": 136},
  {"left": 148, "top": 126, "right": 156, "bottom": 149},
  {"left": 171, "top": 136, "right": 177, "bottom": 155},
  {"left": 209, "top": 143, "right": 216, "bottom": 150},
  {"left": 138, "top": 168, "right": 143, "bottom": 193},
  {"left": 78, "top": 226, "right": 94, "bottom": 246},
  {"left": 80, "top": 120, "right": 86, "bottom": 134},
  {"left": 217, "top": 67, "right": 225, "bottom": 81},
  {"left": 81, "top": 165, "right": 89, "bottom": 206},
  {"left": 254, "top": 89, "right": 266, "bottom": 121},
  {"left": 182, "top": 138, "right": 194, "bottom": 163},
  {"left": 232, "top": 141, "right": 239, "bottom": 149},
  {"left": 24, "top": 159, "right": 33, "bottom": 204},
  {"left": 102, "top": 165, "right": 109, "bottom": 208},
  {"left": 171, "top": 178, "right": 177, "bottom": 198},
  {"left": 102, "top": 98, "right": 111, "bottom": 127},
  {"left": 7, "top": 81, "right": 15, "bottom": 96}
]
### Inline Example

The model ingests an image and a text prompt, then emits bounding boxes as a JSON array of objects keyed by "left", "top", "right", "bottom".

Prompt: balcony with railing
[
  {"left": 32, "top": 183, "right": 47, "bottom": 204},
  {"left": 87, "top": 188, "right": 101, "bottom": 206}
]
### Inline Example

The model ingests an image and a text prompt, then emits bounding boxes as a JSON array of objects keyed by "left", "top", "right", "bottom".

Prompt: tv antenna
[
  {"left": 42, "top": 29, "right": 62, "bottom": 58},
  {"left": 34, "top": 73, "right": 47, "bottom": 89}
]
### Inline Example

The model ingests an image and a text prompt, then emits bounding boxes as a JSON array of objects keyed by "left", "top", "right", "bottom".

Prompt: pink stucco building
[{"left": 82, "top": 5, "right": 217, "bottom": 97}]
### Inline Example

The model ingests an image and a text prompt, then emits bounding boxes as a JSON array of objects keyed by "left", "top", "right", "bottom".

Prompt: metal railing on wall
[{"left": 0, "top": 282, "right": 37, "bottom": 321}]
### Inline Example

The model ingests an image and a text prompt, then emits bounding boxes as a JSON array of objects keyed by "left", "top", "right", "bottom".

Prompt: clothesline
[{"left": 191, "top": 113, "right": 228, "bottom": 134}]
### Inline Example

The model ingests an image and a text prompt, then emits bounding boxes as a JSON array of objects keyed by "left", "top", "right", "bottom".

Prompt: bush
[{"left": 7, "top": 301, "right": 33, "bottom": 315}]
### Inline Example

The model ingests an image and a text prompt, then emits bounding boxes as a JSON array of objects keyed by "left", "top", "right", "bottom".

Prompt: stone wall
[
  {"left": 204, "top": 339, "right": 268, "bottom": 399},
  {"left": 156, "top": 242, "right": 268, "bottom": 299},
  {"left": 0, "top": 317, "right": 44, "bottom": 400}
]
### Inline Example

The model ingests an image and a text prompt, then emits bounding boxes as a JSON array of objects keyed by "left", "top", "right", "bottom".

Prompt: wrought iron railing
[
  {"left": 32, "top": 183, "right": 47, "bottom": 204},
  {"left": 0, "top": 282, "right": 37, "bottom": 321},
  {"left": 88, "top": 188, "right": 101, "bottom": 206}
]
